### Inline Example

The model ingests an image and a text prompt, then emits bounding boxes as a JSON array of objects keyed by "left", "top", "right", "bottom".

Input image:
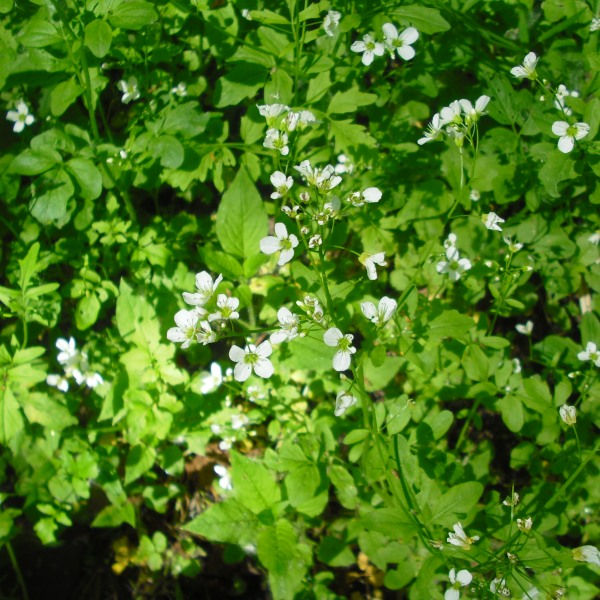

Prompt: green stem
[
  {"left": 454, "top": 395, "right": 482, "bottom": 453},
  {"left": 6, "top": 542, "right": 29, "bottom": 600}
]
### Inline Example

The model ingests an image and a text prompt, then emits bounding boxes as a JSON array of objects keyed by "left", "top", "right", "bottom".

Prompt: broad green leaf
[
  {"left": 50, "top": 77, "right": 83, "bottom": 116},
  {"left": 215, "top": 167, "right": 268, "bottom": 258},
  {"left": 0, "top": 387, "right": 23, "bottom": 445},
  {"left": 329, "top": 118, "right": 377, "bottom": 152},
  {"left": 391, "top": 5, "right": 450, "bottom": 34},
  {"left": 361, "top": 508, "right": 417, "bottom": 538},
  {"left": 162, "top": 102, "right": 210, "bottom": 138},
  {"left": 20, "top": 18, "right": 62, "bottom": 48},
  {"left": 66, "top": 158, "right": 103, "bottom": 200},
  {"left": 29, "top": 170, "right": 74, "bottom": 227},
  {"left": 151, "top": 135, "right": 184, "bottom": 169},
  {"left": 125, "top": 444, "right": 156, "bottom": 485},
  {"left": 231, "top": 451, "right": 280, "bottom": 514},
  {"left": 10, "top": 149, "right": 61, "bottom": 175},
  {"left": 214, "top": 62, "right": 268, "bottom": 107},
  {"left": 75, "top": 294, "right": 101, "bottom": 330},
  {"left": 328, "top": 87, "right": 377, "bottom": 114},
  {"left": 430, "top": 481, "right": 484, "bottom": 526},
  {"left": 18, "top": 242, "right": 40, "bottom": 290},
  {"left": 84, "top": 19, "right": 112, "bottom": 58},
  {"left": 92, "top": 502, "right": 136, "bottom": 528},
  {"left": 538, "top": 151, "right": 577, "bottom": 198},
  {"left": 497, "top": 395, "right": 524, "bottom": 432},
  {"left": 427, "top": 310, "right": 473, "bottom": 342},
  {"left": 109, "top": 0, "right": 158, "bottom": 30}
]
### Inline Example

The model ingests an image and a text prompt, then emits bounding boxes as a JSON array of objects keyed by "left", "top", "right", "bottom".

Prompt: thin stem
[{"left": 6, "top": 542, "right": 29, "bottom": 600}]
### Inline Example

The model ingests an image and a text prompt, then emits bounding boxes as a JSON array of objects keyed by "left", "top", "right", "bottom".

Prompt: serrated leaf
[
  {"left": 215, "top": 168, "right": 268, "bottom": 258},
  {"left": 231, "top": 451, "right": 280, "bottom": 514}
]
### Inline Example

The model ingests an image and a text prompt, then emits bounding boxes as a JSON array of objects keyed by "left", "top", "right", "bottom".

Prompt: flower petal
[
  {"left": 233, "top": 362, "right": 252, "bottom": 382},
  {"left": 557, "top": 135, "right": 574, "bottom": 153},
  {"left": 229, "top": 345, "right": 246, "bottom": 363},
  {"left": 399, "top": 26, "right": 419, "bottom": 44},
  {"left": 324, "top": 327, "right": 343, "bottom": 347},
  {"left": 332, "top": 350, "right": 351, "bottom": 371},
  {"left": 260, "top": 236, "right": 281, "bottom": 255},
  {"left": 253, "top": 357, "right": 274, "bottom": 378}
]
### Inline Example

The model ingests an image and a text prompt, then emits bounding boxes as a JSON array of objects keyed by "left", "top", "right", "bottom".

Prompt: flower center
[
  {"left": 567, "top": 125, "right": 577, "bottom": 137},
  {"left": 338, "top": 337, "right": 351, "bottom": 351},
  {"left": 244, "top": 352, "right": 258, "bottom": 365}
]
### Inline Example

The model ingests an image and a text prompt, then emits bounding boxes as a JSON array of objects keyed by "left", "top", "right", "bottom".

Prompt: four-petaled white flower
[
  {"left": 361, "top": 296, "right": 397, "bottom": 326},
  {"left": 551, "top": 120, "right": 590, "bottom": 153},
  {"left": 440, "top": 100, "right": 462, "bottom": 126},
  {"left": 335, "top": 391, "right": 357, "bottom": 416},
  {"left": 349, "top": 187, "right": 383, "bottom": 207},
  {"left": 297, "top": 110, "right": 316, "bottom": 128},
  {"left": 56, "top": 337, "right": 78, "bottom": 365},
  {"left": 577, "top": 341, "right": 600, "bottom": 366},
  {"left": 196, "top": 320, "right": 216, "bottom": 345},
  {"left": 351, "top": 34, "right": 385, "bottom": 66},
  {"left": 47, "top": 374, "right": 69, "bottom": 392},
  {"left": 81, "top": 372, "right": 104, "bottom": 388},
  {"left": 257, "top": 103, "right": 289, "bottom": 124},
  {"left": 418, "top": 113, "right": 444, "bottom": 145},
  {"left": 447, "top": 522, "right": 480, "bottom": 549},
  {"left": 515, "top": 320, "right": 533, "bottom": 335},
  {"left": 517, "top": 516, "right": 533, "bottom": 533},
  {"left": 510, "top": 52, "right": 538, "bottom": 79},
  {"left": 171, "top": 82, "right": 187, "bottom": 97},
  {"left": 444, "top": 568, "right": 472, "bottom": 600},
  {"left": 260, "top": 222, "right": 299, "bottom": 265},
  {"left": 270, "top": 307, "right": 300, "bottom": 344},
  {"left": 324, "top": 327, "right": 356, "bottom": 371},
  {"left": 167, "top": 309, "right": 201, "bottom": 348},
  {"left": 323, "top": 10, "right": 341, "bottom": 37},
  {"left": 483, "top": 211, "right": 505, "bottom": 232},
  {"left": 209, "top": 294, "right": 240, "bottom": 322},
  {"left": 460, "top": 95, "right": 490, "bottom": 124},
  {"left": 559, "top": 404, "right": 577, "bottom": 426},
  {"left": 183, "top": 271, "right": 223, "bottom": 306},
  {"left": 117, "top": 77, "right": 140, "bottom": 104},
  {"left": 382, "top": 24, "right": 419, "bottom": 61},
  {"left": 503, "top": 236, "right": 523, "bottom": 253},
  {"left": 198, "top": 362, "right": 223, "bottom": 394},
  {"left": 229, "top": 341, "right": 274, "bottom": 382},
  {"left": 437, "top": 247, "right": 472, "bottom": 282},
  {"left": 6, "top": 101, "right": 34, "bottom": 133},
  {"left": 270, "top": 171, "right": 293, "bottom": 199},
  {"left": 263, "top": 128, "right": 289, "bottom": 155},
  {"left": 572, "top": 545, "right": 600, "bottom": 566},
  {"left": 231, "top": 413, "right": 249, "bottom": 430},
  {"left": 214, "top": 464, "right": 233, "bottom": 490},
  {"left": 294, "top": 160, "right": 342, "bottom": 191},
  {"left": 363, "top": 252, "right": 387, "bottom": 280}
]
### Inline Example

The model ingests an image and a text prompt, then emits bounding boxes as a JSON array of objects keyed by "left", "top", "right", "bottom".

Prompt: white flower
[
  {"left": 446, "top": 522, "right": 479, "bottom": 549},
  {"left": 334, "top": 154, "right": 353, "bottom": 174},
  {"left": 517, "top": 516, "right": 533, "bottom": 532},
  {"left": 588, "top": 232, "right": 600, "bottom": 245},
  {"left": 257, "top": 103, "right": 289, "bottom": 123},
  {"left": 418, "top": 112, "right": 444, "bottom": 145},
  {"left": 296, "top": 295, "right": 324, "bottom": 322},
  {"left": 56, "top": 337, "right": 78, "bottom": 365},
  {"left": 577, "top": 341, "right": 600, "bottom": 366},
  {"left": 349, "top": 187, "right": 383, "bottom": 207},
  {"left": 171, "top": 82, "right": 187, "bottom": 97},
  {"left": 350, "top": 34, "right": 385, "bottom": 66},
  {"left": 270, "top": 171, "right": 293, "bottom": 199},
  {"left": 444, "top": 568, "right": 472, "bottom": 600},
  {"left": 363, "top": 252, "right": 387, "bottom": 280},
  {"left": 270, "top": 307, "right": 299, "bottom": 344},
  {"left": 572, "top": 545, "right": 600, "bottom": 566},
  {"left": 515, "top": 321, "right": 533, "bottom": 335},
  {"left": 559, "top": 404, "right": 577, "bottom": 426},
  {"left": 241, "top": 8, "right": 252, "bottom": 20},
  {"left": 214, "top": 464, "right": 232, "bottom": 490},
  {"left": 483, "top": 211, "right": 505, "bottom": 231},
  {"left": 117, "top": 77, "right": 140, "bottom": 104},
  {"left": 229, "top": 341, "right": 274, "bottom": 382},
  {"left": 323, "top": 10, "right": 341, "bottom": 37},
  {"left": 208, "top": 294, "right": 240, "bottom": 322},
  {"left": 294, "top": 160, "right": 342, "bottom": 191},
  {"left": 503, "top": 491, "right": 520, "bottom": 507},
  {"left": 218, "top": 438, "right": 233, "bottom": 451},
  {"left": 437, "top": 247, "right": 472, "bottom": 281},
  {"left": 198, "top": 362, "right": 223, "bottom": 394},
  {"left": 440, "top": 100, "right": 462, "bottom": 126},
  {"left": 47, "top": 374, "right": 69, "bottom": 392},
  {"left": 361, "top": 296, "right": 397, "bottom": 326},
  {"left": 263, "top": 128, "right": 289, "bottom": 155},
  {"left": 6, "top": 101, "right": 34, "bottom": 133},
  {"left": 167, "top": 309, "right": 200, "bottom": 348},
  {"left": 470, "top": 189, "right": 480, "bottom": 202},
  {"left": 260, "top": 222, "right": 299, "bottom": 266},
  {"left": 196, "top": 320, "right": 216, "bottom": 345},
  {"left": 459, "top": 95, "right": 490, "bottom": 124},
  {"left": 324, "top": 328, "right": 356, "bottom": 371},
  {"left": 308, "top": 234, "right": 322, "bottom": 248},
  {"left": 335, "top": 391, "right": 357, "bottom": 416},
  {"left": 183, "top": 271, "right": 223, "bottom": 307},
  {"left": 503, "top": 236, "right": 523, "bottom": 252},
  {"left": 554, "top": 84, "right": 578, "bottom": 116},
  {"left": 444, "top": 233, "right": 457, "bottom": 250},
  {"left": 231, "top": 414, "right": 249, "bottom": 430},
  {"left": 382, "top": 24, "right": 419, "bottom": 60},
  {"left": 510, "top": 51, "right": 538, "bottom": 79},
  {"left": 283, "top": 110, "right": 300, "bottom": 132},
  {"left": 490, "top": 577, "right": 510, "bottom": 596},
  {"left": 551, "top": 120, "right": 590, "bottom": 153},
  {"left": 512, "top": 358, "right": 522, "bottom": 374},
  {"left": 590, "top": 17, "right": 600, "bottom": 32},
  {"left": 83, "top": 372, "right": 103, "bottom": 388}
]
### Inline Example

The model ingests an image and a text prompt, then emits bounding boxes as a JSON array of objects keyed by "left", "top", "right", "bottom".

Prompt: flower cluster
[
  {"left": 437, "top": 234, "right": 472, "bottom": 282},
  {"left": 47, "top": 337, "right": 103, "bottom": 392},
  {"left": 351, "top": 23, "right": 419, "bottom": 66},
  {"left": 257, "top": 104, "right": 316, "bottom": 155},
  {"left": 418, "top": 95, "right": 490, "bottom": 146}
]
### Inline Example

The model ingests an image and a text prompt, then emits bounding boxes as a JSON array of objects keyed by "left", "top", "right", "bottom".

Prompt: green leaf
[
  {"left": 427, "top": 310, "right": 473, "bottom": 342},
  {"left": 20, "top": 18, "right": 62, "bottom": 48},
  {"left": 84, "top": 19, "right": 112, "bottom": 58},
  {"left": 497, "top": 394, "right": 524, "bottom": 432},
  {"left": 29, "top": 170, "right": 74, "bottom": 227},
  {"left": 462, "top": 344, "right": 489, "bottom": 381},
  {"left": 214, "top": 62, "right": 268, "bottom": 107},
  {"left": 75, "top": 294, "right": 101, "bottom": 330},
  {"left": 520, "top": 376, "right": 553, "bottom": 413},
  {"left": 18, "top": 242, "right": 41, "bottom": 290},
  {"left": 391, "top": 5, "right": 450, "bottom": 34},
  {"left": 215, "top": 167, "right": 268, "bottom": 258},
  {"left": 161, "top": 102, "right": 210, "bottom": 138},
  {"left": 538, "top": 151, "right": 577, "bottom": 198},
  {"left": 231, "top": 451, "right": 280, "bottom": 514},
  {"left": 151, "top": 135, "right": 184, "bottom": 169},
  {"left": 329, "top": 118, "right": 377, "bottom": 152},
  {"left": 257, "top": 520, "right": 308, "bottom": 600},
  {"left": 125, "top": 445, "right": 156, "bottom": 485},
  {"left": 184, "top": 499, "right": 258, "bottom": 545},
  {"left": 430, "top": 481, "right": 484, "bottom": 526},
  {"left": 50, "top": 77, "right": 83, "bottom": 116},
  {"left": 10, "top": 149, "right": 61, "bottom": 176},
  {"left": 109, "top": 0, "right": 158, "bottom": 30},
  {"left": 581, "top": 312, "right": 600, "bottom": 346},
  {"left": 66, "top": 158, "right": 103, "bottom": 200},
  {"left": 328, "top": 87, "right": 377, "bottom": 114},
  {"left": 0, "top": 387, "right": 23, "bottom": 445},
  {"left": 92, "top": 501, "right": 136, "bottom": 528}
]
